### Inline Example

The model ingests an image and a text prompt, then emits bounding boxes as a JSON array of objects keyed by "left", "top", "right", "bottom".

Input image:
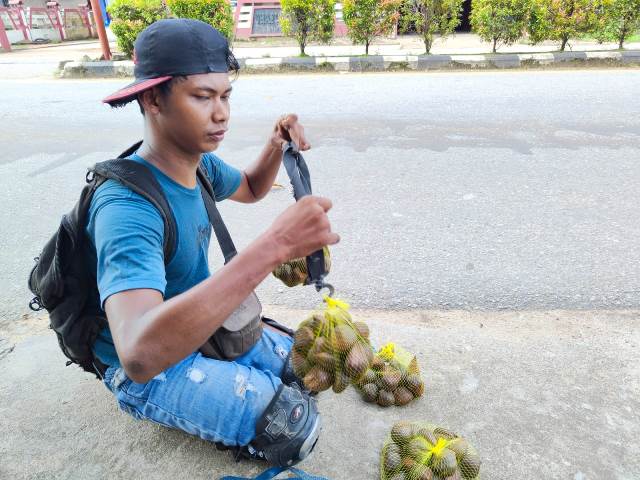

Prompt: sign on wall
[{"left": 251, "top": 8, "right": 281, "bottom": 35}]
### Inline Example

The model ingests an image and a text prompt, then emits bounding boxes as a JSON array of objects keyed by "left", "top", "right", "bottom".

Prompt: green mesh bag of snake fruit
[
  {"left": 355, "top": 343, "right": 425, "bottom": 407},
  {"left": 272, "top": 247, "right": 331, "bottom": 287},
  {"left": 291, "top": 297, "right": 374, "bottom": 393},
  {"left": 381, "top": 421, "right": 481, "bottom": 480}
]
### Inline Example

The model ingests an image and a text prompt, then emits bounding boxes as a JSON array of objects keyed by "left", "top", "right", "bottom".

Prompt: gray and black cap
[{"left": 103, "top": 18, "right": 235, "bottom": 105}]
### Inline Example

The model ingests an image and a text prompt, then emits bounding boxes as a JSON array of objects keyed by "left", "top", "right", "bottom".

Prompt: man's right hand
[
  {"left": 267, "top": 196, "right": 340, "bottom": 262},
  {"left": 106, "top": 195, "right": 339, "bottom": 383}
]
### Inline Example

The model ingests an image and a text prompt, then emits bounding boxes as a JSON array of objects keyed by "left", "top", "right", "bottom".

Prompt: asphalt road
[{"left": 1, "top": 70, "right": 640, "bottom": 327}]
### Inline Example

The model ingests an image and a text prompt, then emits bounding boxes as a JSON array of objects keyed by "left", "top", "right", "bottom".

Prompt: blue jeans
[{"left": 103, "top": 328, "right": 294, "bottom": 447}]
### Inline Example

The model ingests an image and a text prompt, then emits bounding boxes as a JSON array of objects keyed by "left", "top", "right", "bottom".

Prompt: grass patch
[
  {"left": 386, "top": 60, "right": 410, "bottom": 71},
  {"left": 627, "top": 33, "right": 640, "bottom": 43},
  {"left": 580, "top": 30, "right": 640, "bottom": 44},
  {"left": 316, "top": 61, "right": 335, "bottom": 71}
]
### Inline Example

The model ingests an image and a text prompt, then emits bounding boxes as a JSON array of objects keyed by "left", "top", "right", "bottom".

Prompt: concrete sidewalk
[
  {"left": 1, "top": 307, "right": 639, "bottom": 479},
  {"left": 4, "top": 33, "right": 640, "bottom": 59},
  {"left": 58, "top": 50, "right": 640, "bottom": 77},
  {"left": 0, "top": 40, "right": 112, "bottom": 79},
  {"left": 230, "top": 33, "right": 640, "bottom": 58},
  {"left": 2, "top": 34, "right": 640, "bottom": 78}
]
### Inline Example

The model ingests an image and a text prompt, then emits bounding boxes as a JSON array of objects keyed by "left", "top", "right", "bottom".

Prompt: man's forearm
[
  {"left": 122, "top": 232, "right": 286, "bottom": 381},
  {"left": 244, "top": 142, "right": 282, "bottom": 200}
]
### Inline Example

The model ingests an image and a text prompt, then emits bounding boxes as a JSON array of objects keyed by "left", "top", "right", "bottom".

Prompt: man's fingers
[
  {"left": 290, "top": 126, "right": 310, "bottom": 150},
  {"left": 279, "top": 114, "right": 311, "bottom": 150},
  {"left": 298, "top": 135, "right": 311, "bottom": 150},
  {"left": 325, "top": 232, "right": 340, "bottom": 246},
  {"left": 272, "top": 136, "right": 287, "bottom": 150},
  {"left": 296, "top": 136, "right": 311, "bottom": 151},
  {"left": 314, "top": 196, "right": 333, "bottom": 212},
  {"left": 280, "top": 114, "right": 297, "bottom": 132},
  {"left": 283, "top": 113, "right": 298, "bottom": 127},
  {"left": 274, "top": 114, "right": 312, "bottom": 150}
]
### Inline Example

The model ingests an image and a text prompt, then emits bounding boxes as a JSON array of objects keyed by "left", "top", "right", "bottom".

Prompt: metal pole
[
  {"left": 0, "top": 15, "right": 11, "bottom": 51},
  {"left": 88, "top": 0, "right": 111, "bottom": 60}
]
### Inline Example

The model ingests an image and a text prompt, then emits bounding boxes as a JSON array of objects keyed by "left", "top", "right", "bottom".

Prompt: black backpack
[{"left": 27, "top": 142, "right": 239, "bottom": 377}]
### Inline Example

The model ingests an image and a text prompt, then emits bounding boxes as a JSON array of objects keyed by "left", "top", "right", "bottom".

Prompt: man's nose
[{"left": 212, "top": 101, "right": 229, "bottom": 123}]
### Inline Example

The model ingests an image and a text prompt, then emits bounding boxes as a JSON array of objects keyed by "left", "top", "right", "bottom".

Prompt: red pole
[
  {"left": 0, "top": 17, "right": 11, "bottom": 52},
  {"left": 88, "top": 0, "right": 111, "bottom": 60}
]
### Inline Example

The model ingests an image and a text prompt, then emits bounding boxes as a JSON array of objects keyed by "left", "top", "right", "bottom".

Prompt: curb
[{"left": 60, "top": 50, "right": 640, "bottom": 77}]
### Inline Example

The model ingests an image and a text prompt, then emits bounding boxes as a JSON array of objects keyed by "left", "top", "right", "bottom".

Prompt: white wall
[{"left": 1, "top": 7, "right": 96, "bottom": 44}]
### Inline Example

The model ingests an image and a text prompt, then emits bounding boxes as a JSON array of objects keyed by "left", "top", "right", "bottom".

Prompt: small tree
[
  {"left": 527, "top": 0, "right": 598, "bottom": 51},
  {"left": 166, "top": 0, "right": 235, "bottom": 40},
  {"left": 470, "top": 0, "right": 529, "bottom": 52},
  {"left": 279, "top": 0, "right": 336, "bottom": 56},
  {"left": 400, "top": 0, "right": 464, "bottom": 53},
  {"left": 108, "top": 0, "right": 168, "bottom": 58},
  {"left": 592, "top": 0, "right": 640, "bottom": 48},
  {"left": 343, "top": 0, "right": 402, "bottom": 55}
]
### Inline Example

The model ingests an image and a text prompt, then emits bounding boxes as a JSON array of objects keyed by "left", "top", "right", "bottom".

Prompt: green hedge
[
  {"left": 108, "top": 0, "right": 168, "bottom": 58},
  {"left": 593, "top": 0, "right": 640, "bottom": 49},
  {"left": 166, "top": 0, "right": 234, "bottom": 40},
  {"left": 108, "top": 0, "right": 234, "bottom": 59},
  {"left": 108, "top": 0, "right": 640, "bottom": 59},
  {"left": 470, "top": 0, "right": 529, "bottom": 52},
  {"left": 279, "top": 0, "right": 336, "bottom": 56}
]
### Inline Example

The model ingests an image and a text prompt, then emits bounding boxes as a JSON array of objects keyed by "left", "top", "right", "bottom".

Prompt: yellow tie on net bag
[
  {"left": 272, "top": 247, "right": 332, "bottom": 288},
  {"left": 381, "top": 421, "right": 482, "bottom": 480},
  {"left": 291, "top": 296, "right": 374, "bottom": 393},
  {"left": 356, "top": 343, "right": 425, "bottom": 407}
]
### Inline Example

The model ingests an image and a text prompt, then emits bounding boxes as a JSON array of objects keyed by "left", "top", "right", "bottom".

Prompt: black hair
[{"left": 108, "top": 49, "right": 240, "bottom": 113}]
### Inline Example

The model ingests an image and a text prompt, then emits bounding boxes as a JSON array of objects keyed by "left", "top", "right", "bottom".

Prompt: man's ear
[{"left": 138, "top": 88, "right": 162, "bottom": 115}]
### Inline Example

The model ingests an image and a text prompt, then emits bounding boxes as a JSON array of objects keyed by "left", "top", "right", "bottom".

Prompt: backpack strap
[
  {"left": 96, "top": 141, "right": 237, "bottom": 265},
  {"left": 117, "top": 140, "right": 143, "bottom": 159},
  {"left": 90, "top": 159, "right": 177, "bottom": 264},
  {"left": 196, "top": 165, "right": 237, "bottom": 264}
]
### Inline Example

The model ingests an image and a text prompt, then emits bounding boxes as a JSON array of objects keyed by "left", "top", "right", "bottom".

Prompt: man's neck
[{"left": 137, "top": 140, "right": 201, "bottom": 189}]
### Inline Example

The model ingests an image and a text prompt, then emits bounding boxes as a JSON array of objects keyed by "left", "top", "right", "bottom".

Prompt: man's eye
[
  {"left": 221, "top": 95, "right": 231, "bottom": 101},
  {"left": 195, "top": 95, "right": 210, "bottom": 101}
]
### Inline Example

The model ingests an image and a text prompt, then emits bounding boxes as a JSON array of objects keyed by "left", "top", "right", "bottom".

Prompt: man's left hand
[{"left": 270, "top": 114, "right": 311, "bottom": 151}]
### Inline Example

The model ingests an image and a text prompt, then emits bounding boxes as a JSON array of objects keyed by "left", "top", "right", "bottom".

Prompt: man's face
[{"left": 155, "top": 72, "right": 232, "bottom": 154}]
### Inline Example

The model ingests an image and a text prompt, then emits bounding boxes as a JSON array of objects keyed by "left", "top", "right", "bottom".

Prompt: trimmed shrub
[
  {"left": 108, "top": 0, "right": 168, "bottom": 58},
  {"left": 592, "top": 0, "right": 640, "bottom": 48},
  {"left": 470, "top": 0, "right": 530, "bottom": 52},
  {"left": 279, "top": 0, "right": 336, "bottom": 56},
  {"left": 343, "top": 0, "right": 402, "bottom": 55},
  {"left": 528, "top": 0, "right": 599, "bottom": 51},
  {"left": 166, "top": 0, "right": 234, "bottom": 40},
  {"left": 400, "top": 0, "right": 464, "bottom": 53}
]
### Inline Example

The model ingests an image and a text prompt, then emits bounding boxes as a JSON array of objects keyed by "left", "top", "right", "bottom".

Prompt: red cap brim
[{"left": 102, "top": 76, "right": 173, "bottom": 104}]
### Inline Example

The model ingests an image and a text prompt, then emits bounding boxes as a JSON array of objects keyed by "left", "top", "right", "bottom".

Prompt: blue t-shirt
[{"left": 86, "top": 153, "right": 242, "bottom": 367}]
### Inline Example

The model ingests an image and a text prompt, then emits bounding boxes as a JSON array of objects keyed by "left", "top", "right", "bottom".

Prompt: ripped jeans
[{"left": 103, "top": 328, "right": 293, "bottom": 447}]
